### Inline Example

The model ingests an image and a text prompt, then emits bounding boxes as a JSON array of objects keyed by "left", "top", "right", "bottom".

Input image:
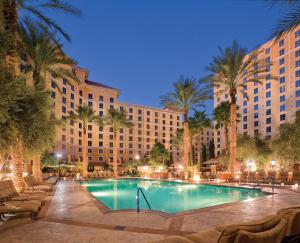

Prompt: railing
[{"left": 136, "top": 187, "right": 151, "bottom": 213}]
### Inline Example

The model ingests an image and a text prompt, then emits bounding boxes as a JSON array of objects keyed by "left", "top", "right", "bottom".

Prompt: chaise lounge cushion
[
  {"left": 277, "top": 206, "right": 300, "bottom": 236},
  {"left": 233, "top": 218, "right": 287, "bottom": 243}
]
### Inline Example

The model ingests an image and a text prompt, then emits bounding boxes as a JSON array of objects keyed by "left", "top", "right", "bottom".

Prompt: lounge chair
[
  {"left": 24, "top": 176, "right": 52, "bottom": 192},
  {"left": 0, "top": 200, "right": 40, "bottom": 219},
  {"left": 277, "top": 206, "right": 300, "bottom": 242},
  {"left": 150, "top": 215, "right": 287, "bottom": 243}
]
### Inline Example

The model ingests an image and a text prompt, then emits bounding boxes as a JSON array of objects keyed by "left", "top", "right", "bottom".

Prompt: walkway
[{"left": 0, "top": 179, "right": 299, "bottom": 242}]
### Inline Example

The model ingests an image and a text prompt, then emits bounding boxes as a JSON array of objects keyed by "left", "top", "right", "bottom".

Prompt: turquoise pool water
[{"left": 81, "top": 179, "right": 265, "bottom": 214}]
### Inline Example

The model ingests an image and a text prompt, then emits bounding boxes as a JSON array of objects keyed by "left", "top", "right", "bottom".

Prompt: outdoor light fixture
[
  {"left": 247, "top": 160, "right": 256, "bottom": 172},
  {"left": 270, "top": 160, "right": 276, "bottom": 170},
  {"left": 56, "top": 152, "right": 62, "bottom": 179},
  {"left": 135, "top": 154, "right": 140, "bottom": 160}
]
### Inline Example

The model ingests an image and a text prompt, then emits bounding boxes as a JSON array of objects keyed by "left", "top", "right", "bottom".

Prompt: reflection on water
[{"left": 83, "top": 179, "right": 265, "bottom": 214}]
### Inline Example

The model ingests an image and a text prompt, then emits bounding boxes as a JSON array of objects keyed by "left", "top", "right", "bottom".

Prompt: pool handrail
[{"left": 136, "top": 187, "right": 151, "bottom": 212}]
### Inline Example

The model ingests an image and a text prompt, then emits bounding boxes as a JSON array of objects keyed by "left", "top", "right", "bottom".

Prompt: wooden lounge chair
[
  {"left": 24, "top": 176, "right": 52, "bottom": 192},
  {"left": 0, "top": 200, "right": 40, "bottom": 219}
]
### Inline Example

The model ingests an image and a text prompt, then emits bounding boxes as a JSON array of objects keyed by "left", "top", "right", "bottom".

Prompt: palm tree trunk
[
  {"left": 113, "top": 130, "right": 119, "bottom": 178},
  {"left": 189, "top": 134, "right": 194, "bottom": 166},
  {"left": 197, "top": 130, "right": 202, "bottom": 172},
  {"left": 82, "top": 126, "right": 88, "bottom": 177},
  {"left": 224, "top": 123, "right": 229, "bottom": 155},
  {"left": 2, "top": 0, "right": 19, "bottom": 75},
  {"left": 33, "top": 153, "right": 42, "bottom": 183},
  {"left": 183, "top": 112, "right": 189, "bottom": 177},
  {"left": 229, "top": 94, "right": 237, "bottom": 174},
  {"left": 11, "top": 137, "right": 25, "bottom": 192}
]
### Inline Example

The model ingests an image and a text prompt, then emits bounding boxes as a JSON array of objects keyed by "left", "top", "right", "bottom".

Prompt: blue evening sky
[{"left": 50, "top": 0, "right": 283, "bottom": 116}]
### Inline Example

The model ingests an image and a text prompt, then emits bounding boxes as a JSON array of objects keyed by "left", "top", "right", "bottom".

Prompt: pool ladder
[{"left": 136, "top": 187, "right": 151, "bottom": 213}]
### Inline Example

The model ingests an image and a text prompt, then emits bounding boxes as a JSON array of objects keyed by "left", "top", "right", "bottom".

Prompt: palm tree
[
  {"left": 160, "top": 77, "right": 212, "bottom": 176},
  {"left": 150, "top": 142, "right": 169, "bottom": 165},
  {"left": 204, "top": 41, "right": 270, "bottom": 174},
  {"left": 0, "top": 0, "right": 81, "bottom": 73},
  {"left": 267, "top": 0, "right": 300, "bottom": 40},
  {"left": 171, "top": 128, "right": 184, "bottom": 153},
  {"left": 19, "top": 20, "right": 80, "bottom": 90},
  {"left": 214, "top": 101, "right": 230, "bottom": 155},
  {"left": 189, "top": 111, "right": 211, "bottom": 171},
  {"left": 68, "top": 105, "right": 99, "bottom": 178},
  {"left": 102, "top": 108, "right": 133, "bottom": 178},
  {"left": 19, "top": 21, "right": 79, "bottom": 181}
]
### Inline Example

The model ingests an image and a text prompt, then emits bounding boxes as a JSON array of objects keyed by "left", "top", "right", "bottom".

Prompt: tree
[
  {"left": 171, "top": 128, "right": 183, "bottom": 153},
  {"left": 214, "top": 101, "right": 230, "bottom": 154},
  {"left": 204, "top": 41, "right": 270, "bottom": 174},
  {"left": 236, "top": 134, "right": 257, "bottom": 167},
  {"left": 102, "top": 108, "right": 133, "bottom": 178},
  {"left": 209, "top": 139, "right": 215, "bottom": 159},
  {"left": 68, "top": 105, "right": 99, "bottom": 178},
  {"left": 149, "top": 142, "right": 169, "bottom": 165},
  {"left": 267, "top": 0, "right": 300, "bottom": 40},
  {"left": 189, "top": 111, "right": 211, "bottom": 171},
  {"left": 160, "top": 77, "right": 211, "bottom": 176},
  {"left": 0, "top": 0, "right": 81, "bottom": 73}
]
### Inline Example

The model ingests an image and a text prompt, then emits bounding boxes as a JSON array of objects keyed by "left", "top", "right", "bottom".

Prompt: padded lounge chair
[
  {"left": 24, "top": 176, "right": 52, "bottom": 192},
  {"left": 0, "top": 200, "right": 40, "bottom": 219}
]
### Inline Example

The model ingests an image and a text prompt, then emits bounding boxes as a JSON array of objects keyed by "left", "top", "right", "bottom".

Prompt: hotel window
[
  {"left": 62, "top": 97, "right": 66, "bottom": 104},
  {"left": 129, "top": 108, "right": 133, "bottom": 113},
  {"left": 88, "top": 148, "right": 92, "bottom": 154},
  {"left": 138, "top": 109, "right": 142, "bottom": 115},
  {"left": 254, "top": 88, "right": 258, "bottom": 94},
  {"left": 296, "top": 80, "right": 300, "bottom": 87},
  {"left": 138, "top": 130, "right": 142, "bottom": 135},
  {"left": 138, "top": 137, "right": 142, "bottom": 142},
  {"left": 254, "top": 104, "right": 258, "bottom": 111},
  {"left": 147, "top": 111, "right": 150, "bottom": 116},
  {"left": 266, "top": 127, "right": 271, "bottom": 133},
  {"left": 296, "top": 50, "right": 300, "bottom": 57},
  {"left": 99, "top": 96, "right": 103, "bottom": 102},
  {"left": 279, "top": 76, "right": 285, "bottom": 84},
  {"left": 279, "top": 67, "right": 285, "bottom": 74},
  {"left": 88, "top": 93, "right": 93, "bottom": 99},
  {"left": 155, "top": 132, "right": 158, "bottom": 136},
  {"left": 295, "top": 29, "right": 300, "bottom": 37},
  {"left": 155, "top": 112, "right": 158, "bottom": 117},
  {"left": 265, "top": 48, "right": 270, "bottom": 54},
  {"left": 99, "top": 111, "right": 103, "bottom": 117},
  {"left": 70, "top": 93, "right": 74, "bottom": 100},
  {"left": 254, "top": 129, "right": 259, "bottom": 135},
  {"left": 254, "top": 112, "right": 259, "bottom": 119},
  {"left": 155, "top": 119, "right": 158, "bottom": 123},
  {"left": 279, "top": 48, "right": 284, "bottom": 56},
  {"left": 296, "top": 100, "right": 300, "bottom": 108},
  {"left": 254, "top": 121, "right": 259, "bottom": 127},
  {"left": 296, "top": 40, "right": 300, "bottom": 48},
  {"left": 88, "top": 125, "right": 92, "bottom": 130},
  {"left": 129, "top": 115, "right": 133, "bottom": 120},
  {"left": 119, "top": 106, "right": 123, "bottom": 112},
  {"left": 79, "top": 131, "right": 82, "bottom": 137},
  {"left": 155, "top": 125, "right": 158, "bottom": 130},
  {"left": 99, "top": 134, "right": 103, "bottom": 139},
  {"left": 110, "top": 97, "right": 114, "bottom": 103},
  {"left": 51, "top": 81, "right": 56, "bottom": 88},
  {"left": 266, "top": 74, "right": 271, "bottom": 80},
  {"left": 88, "top": 141, "right": 92, "bottom": 146},
  {"left": 266, "top": 100, "right": 271, "bottom": 107},
  {"left": 79, "top": 98, "right": 82, "bottom": 105},
  {"left": 163, "top": 126, "right": 166, "bottom": 131},
  {"left": 243, "top": 108, "right": 247, "bottom": 114},
  {"left": 63, "top": 78, "right": 67, "bottom": 85},
  {"left": 296, "top": 90, "right": 300, "bottom": 97},
  {"left": 280, "top": 104, "right": 286, "bottom": 112},
  {"left": 110, "top": 105, "right": 114, "bottom": 110},
  {"left": 170, "top": 114, "right": 173, "bottom": 119},
  {"left": 138, "top": 116, "right": 142, "bottom": 122},
  {"left": 279, "top": 39, "right": 284, "bottom": 46},
  {"left": 109, "top": 127, "right": 113, "bottom": 132},
  {"left": 280, "top": 86, "right": 285, "bottom": 93},
  {"left": 243, "top": 100, "right": 247, "bottom": 107},
  {"left": 266, "top": 65, "right": 270, "bottom": 72},
  {"left": 62, "top": 87, "right": 66, "bottom": 94},
  {"left": 62, "top": 106, "right": 66, "bottom": 113},
  {"left": 138, "top": 123, "right": 142, "bottom": 128},
  {"left": 265, "top": 57, "right": 270, "bottom": 63},
  {"left": 129, "top": 143, "right": 132, "bottom": 148},
  {"left": 266, "top": 117, "right": 271, "bottom": 124},
  {"left": 243, "top": 124, "right": 247, "bottom": 130},
  {"left": 99, "top": 103, "right": 103, "bottom": 109},
  {"left": 266, "top": 109, "right": 271, "bottom": 116},
  {"left": 266, "top": 91, "right": 271, "bottom": 98},
  {"left": 88, "top": 101, "right": 93, "bottom": 107},
  {"left": 99, "top": 157, "right": 103, "bottom": 161},
  {"left": 296, "top": 60, "right": 300, "bottom": 68},
  {"left": 280, "top": 95, "right": 286, "bottom": 102},
  {"left": 109, "top": 142, "right": 113, "bottom": 147},
  {"left": 243, "top": 116, "right": 247, "bottom": 122},
  {"left": 177, "top": 115, "right": 180, "bottom": 121},
  {"left": 279, "top": 58, "right": 285, "bottom": 65},
  {"left": 254, "top": 96, "right": 258, "bottom": 102},
  {"left": 109, "top": 134, "right": 113, "bottom": 140},
  {"left": 296, "top": 70, "right": 300, "bottom": 77},
  {"left": 51, "top": 92, "right": 55, "bottom": 98},
  {"left": 146, "top": 117, "right": 150, "bottom": 122},
  {"left": 70, "top": 102, "right": 74, "bottom": 109},
  {"left": 280, "top": 114, "right": 286, "bottom": 121}
]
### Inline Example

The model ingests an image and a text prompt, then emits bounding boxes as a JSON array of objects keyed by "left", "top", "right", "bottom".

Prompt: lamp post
[{"left": 56, "top": 153, "right": 62, "bottom": 179}]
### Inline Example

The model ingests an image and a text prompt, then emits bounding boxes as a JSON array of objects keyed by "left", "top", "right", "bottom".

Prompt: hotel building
[
  {"left": 214, "top": 27, "right": 300, "bottom": 156},
  {"left": 49, "top": 66, "right": 183, "bottom": 166}
]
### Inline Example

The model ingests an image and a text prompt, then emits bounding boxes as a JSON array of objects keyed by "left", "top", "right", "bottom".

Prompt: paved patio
[{"left": 0, "top": 179, "right": 300, "bottom": 243}]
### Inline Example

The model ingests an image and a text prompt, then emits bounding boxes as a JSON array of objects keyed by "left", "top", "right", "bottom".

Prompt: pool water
[{"left": 81, "top": 179, "right": 265, "bottom": 214}]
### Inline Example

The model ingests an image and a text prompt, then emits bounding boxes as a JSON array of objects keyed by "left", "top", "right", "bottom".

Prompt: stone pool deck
[{"left": 0, "top": 179, "right": 300, "bottom": 243}]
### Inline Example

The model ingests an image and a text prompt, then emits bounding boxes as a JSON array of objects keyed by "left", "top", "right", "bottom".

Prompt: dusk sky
[{"left": 49, "top": 0, "right": 284, "bottom": 116}]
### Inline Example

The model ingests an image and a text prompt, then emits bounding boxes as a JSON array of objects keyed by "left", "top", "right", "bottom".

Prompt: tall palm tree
[
  {"left": 189, "top": 111, "right": 211, "bottom": 171},
  {"left": 102, "top": 108, "right": 133, "bottom": 178},
  {"left": 267, "top": 0, "right": 300, "bottom": 40},
  {"left": 68, "top": 105, "right": 99, "bottom": 178},
  {"left": 204, "top": 41, "right": 269, "bottom": 174},
  {"left": 0, "top": 0, "right": 81, "bottom": 73},
  {"left": 19, "top": 21, "right": 79, "bottom": 181},
  {"left": 214, "top": 101, "right": 231, "bottom": 155},
  {"left": 171, "top": 128, "right": 184, "bottom": 154},
  {"left": 160, "top": 77, "right": 212, "bottom": 176}
]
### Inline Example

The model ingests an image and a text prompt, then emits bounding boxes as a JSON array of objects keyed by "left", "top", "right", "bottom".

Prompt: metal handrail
[{"left": 136, "top": 187, "right": 151, "bottom": 212}]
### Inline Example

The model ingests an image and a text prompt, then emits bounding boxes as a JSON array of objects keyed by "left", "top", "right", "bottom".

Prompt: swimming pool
[{"left": 81, "top": 179, "right": 265, "bottom": 214}]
